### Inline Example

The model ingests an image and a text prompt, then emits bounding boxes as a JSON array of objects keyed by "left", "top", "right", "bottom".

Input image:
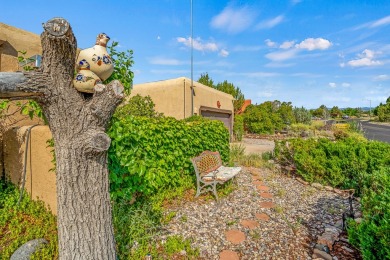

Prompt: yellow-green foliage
[
  {"left": 310, "top": 120, "right": 325, "bottom": 130},
  {"left": 0, "top": 182, "right": 58, "bottom": 259},
  {"left": 289, "top": 123, "right": 311, "bottom": 132}
]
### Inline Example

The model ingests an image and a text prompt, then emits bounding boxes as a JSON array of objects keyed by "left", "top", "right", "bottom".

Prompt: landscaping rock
[
  {"left": 312, "top": 183, "right": 323, "bottom": 190},
  {"left": 312, "top": 248, "right": 333, "bottom": 260},
  {"left": 158, "top": 168, "right": 361, "bottom": 259},
  {"left": 11, "top": 238, "right": 48, "bottom": 260}
]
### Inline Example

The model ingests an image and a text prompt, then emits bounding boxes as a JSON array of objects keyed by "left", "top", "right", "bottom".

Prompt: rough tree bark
[{"left": 0, "top": 18, "right": 123, "bottom": 259}]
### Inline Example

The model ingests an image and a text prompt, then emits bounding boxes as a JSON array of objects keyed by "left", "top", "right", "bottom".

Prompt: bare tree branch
[{"left": 0, "top": 72, "right": 48, "bottom": 98}]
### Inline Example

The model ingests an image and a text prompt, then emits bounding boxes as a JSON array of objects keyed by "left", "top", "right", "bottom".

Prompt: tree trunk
[{"left": 0, "top": 18, "right": 123, "bottom": 259}]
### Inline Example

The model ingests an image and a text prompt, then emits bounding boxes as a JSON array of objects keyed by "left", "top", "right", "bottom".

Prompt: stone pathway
[{"left": 158, "top": 167, "right": 362, "bottom": 259}]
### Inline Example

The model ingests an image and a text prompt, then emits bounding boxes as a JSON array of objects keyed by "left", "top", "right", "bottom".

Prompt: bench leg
[
  {"left": 212, "top": 182, "right": 218, "bottom": 201},
  {"left": 195, "top": 183, "right": 201, "bottom": 197}
]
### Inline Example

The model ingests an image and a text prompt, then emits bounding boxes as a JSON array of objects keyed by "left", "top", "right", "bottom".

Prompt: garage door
[{"left": 201, "top": 110, "right": 232, "bottom": 135}]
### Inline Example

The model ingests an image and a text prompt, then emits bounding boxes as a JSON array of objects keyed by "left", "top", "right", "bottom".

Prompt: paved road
[{"left": 360, "top": 120, "right": 390, "bottom": 143}]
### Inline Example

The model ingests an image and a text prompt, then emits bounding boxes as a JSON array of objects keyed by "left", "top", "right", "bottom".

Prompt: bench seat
[{"left": 191, "top": 151, "right": 241, "bottom": 200}]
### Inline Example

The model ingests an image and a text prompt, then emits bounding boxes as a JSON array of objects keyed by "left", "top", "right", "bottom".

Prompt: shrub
[
  {"left": 230, "top": 143, "right": 245, "bottom": 165},
  {"left": 115, "top": 94, "right": 162, "bottom": 118},
  {"left": 0, "top": 181, "right": 58, "bottom": 259},
  {"left": 274, "top": 137, "right": 390, "bottom": 193},
  {"left": 108, "top": 115, "right": 230, "bottom": 202},
  {"left": 348, "top": 167, "right": 390, "bottom": 259},
  {"left": 233, "top": 114, "right": 244, "bottom": 141}
]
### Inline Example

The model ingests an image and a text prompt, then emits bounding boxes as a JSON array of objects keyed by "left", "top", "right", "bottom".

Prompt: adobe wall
[
  {"left": 0, "top": 22, "right": 42, "bottom": 71},
  {"left": 0, "top": 22, "right": 44, "bottom": 178},
  {"left": 3, "top": 125, "right": 57, "bottom": 214},
  {"left": 130, "top": 77, "right": 235, "bottom": 119}
]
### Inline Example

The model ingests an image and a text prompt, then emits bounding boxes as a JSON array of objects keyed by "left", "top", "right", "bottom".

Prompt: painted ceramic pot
[
  {"left": 73, "top": 59, "right": 102, "bottom": 93},
  {"left": 76, "top": 33, "right": 114, "bottom": 81}
]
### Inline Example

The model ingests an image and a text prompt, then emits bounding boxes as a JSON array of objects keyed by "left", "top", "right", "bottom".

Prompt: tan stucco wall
[
  {"left": 3, "top": 126, "right": 57, "bottom": 214},
  {"left": 0, "top": 22, "right": 44, "bottom": 178},
  {"left": 0, "top": 22, "right": 42, "bottom": 72},
  {"left": 130, "top": 77, "right": 235, "bottom": 119}
]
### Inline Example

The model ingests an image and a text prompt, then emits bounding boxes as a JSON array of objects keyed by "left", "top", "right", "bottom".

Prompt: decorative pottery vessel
[
  {"left": 76, "top": 33, "right": 114, "bottom": 81},
  {"left": 73, "top": 59, "right": 102, "bottom": 93}
]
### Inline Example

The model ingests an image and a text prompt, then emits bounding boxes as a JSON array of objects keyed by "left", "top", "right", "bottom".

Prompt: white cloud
[
  {"left": 149, "top": 57, "right": 183, "bottom": 65},
  {"left": 265, "top": 39, "right": 277, "bottom": 47},
  {"left": 219, "top": 49, "right": 229, "bottom": 57},
  {"left": 346, "top": 49, "right": 383, "bottom": 67},
  {"left": 342, "top": 82, "right": 351, "bottom": 88},
  {"left": 329, "top": 82, "right": 337, "bottom": 88},
  {"left": 280, "top": 40, "right": 295, "bottom": 49},
  {"left": 256, "top": 15, "right": 285, "bottom": 29},
  {"left": 157, "top": 36, "right": 161, "bottom": 40},
  {"left": 295, "top": 38, "right": 332, "bottom": 51},
  {"left": 210, "top": 6, "right": 256, "bottom": 33},
  {"left": 177, "top": 37, "right": 218, "bottom": 52},
  {"left": 265, "top": 49, "right": 299, "bottom": 61},
  {"left": 371, "top": 15, "right": 390, "bottom": 27},
  {"left": 354, "top": 15, "right": 390, "bottom": 30},
  {"left": 373, "top": 74, "right": 390, "bottom": 81}
]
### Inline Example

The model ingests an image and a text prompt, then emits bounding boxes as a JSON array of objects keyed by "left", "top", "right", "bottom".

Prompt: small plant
[
  {"left": 230, "top": 143, "right": 245, "bottom": 165},
  {"left": 241, "top": 153, "right": 263, "bottom": 168},
  {"left": 275, "top": 188, "right": 286, "bottom": 197},
  {"left": 163, "top": 235, "right": 199, "bottom": 258},
  {"left": 274, "top": 205, "right": 284, "bottom": 214},
  {"left": 261, "top": 151, "right": 273, "bottom": 161},
  {"left": 249, "top": 229, "right": 261, "bottom": 240},
  {"left": 226, "top": 219, "right": 238, "bottom": 226},
  {"left": 162, "top": 211, "right": 176, "bottom": 224},
  {"left": 180, "top": 215, "right": 188, "bottom": 223}
]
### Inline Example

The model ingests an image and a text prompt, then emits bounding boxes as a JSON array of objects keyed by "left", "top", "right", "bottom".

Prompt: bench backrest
[{"left": 191, "top": 151, "right": 222, "bottom": 177}]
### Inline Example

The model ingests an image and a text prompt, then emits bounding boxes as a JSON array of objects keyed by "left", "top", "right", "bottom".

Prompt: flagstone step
[{"left": 225, "top": 229, "right": 246, "bottom": 244}]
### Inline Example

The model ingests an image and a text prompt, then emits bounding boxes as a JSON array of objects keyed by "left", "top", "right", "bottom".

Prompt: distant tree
[
  {"left": 293, "top": 106, "right": 312, "bottom": 124},
  {"left": 330, "top": 106, "right": 342, "bottom": 118},
  {"left": 278, "top": 101, "right": 294, "bottom": 125},
  {"left": 312, "top": 105, "right": 329, "bottom": 119},
  {"left": 115, "top": 94, "right": 162, "bottom": 118},
  {"left": 197, "top": 73, "right": 245, "bottom": 114},
  {"left": 342, "top": 107, "right": 362, "bottom": 117},
  {"left": 243, "top": 101, "right": 285, "bottom": 134},
  {"left": 197, "top": 72, "right": 214, "bottom": 88},
  {"left": 215, "top": 80, "right": 245, "bottom": 114},
  {"left": 377, "top": 96, "right": 390, "bottom": 122}
]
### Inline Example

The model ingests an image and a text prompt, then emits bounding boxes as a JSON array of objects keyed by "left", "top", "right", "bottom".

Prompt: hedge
[{"left": 107, "top": 115, "right": 230, "bottom": 202}]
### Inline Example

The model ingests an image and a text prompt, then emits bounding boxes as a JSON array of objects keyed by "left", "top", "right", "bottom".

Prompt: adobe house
[
  {"left": 0, "top": 23, "right": 235, "bottom": 213},
  {"left": 131, "top": 77, "right": 235, "bottom": 136}
]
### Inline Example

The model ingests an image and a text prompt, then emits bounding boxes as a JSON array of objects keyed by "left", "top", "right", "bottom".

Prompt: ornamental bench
[{"left": 191, "top": 151, "right": 241, "bottom": 200}]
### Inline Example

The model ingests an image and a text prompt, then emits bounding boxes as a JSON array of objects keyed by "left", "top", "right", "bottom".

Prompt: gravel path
[{"left": 159, "top": 167, "right": 361, "bottom": 259}]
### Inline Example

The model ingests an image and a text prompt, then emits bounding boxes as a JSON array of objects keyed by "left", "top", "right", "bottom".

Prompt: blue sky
[{"left": 2, "top": 0, "right": 390, "bottom": 108}]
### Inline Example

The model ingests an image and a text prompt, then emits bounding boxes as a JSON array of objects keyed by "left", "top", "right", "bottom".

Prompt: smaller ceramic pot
[{"left": 73, "top": 59, "right": 102, "bottom": 93}]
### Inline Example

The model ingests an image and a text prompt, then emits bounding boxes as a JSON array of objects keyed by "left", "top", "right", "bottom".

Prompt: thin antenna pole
[{"left": 191, "top": 0, "right": 194, "bottom": 116}]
